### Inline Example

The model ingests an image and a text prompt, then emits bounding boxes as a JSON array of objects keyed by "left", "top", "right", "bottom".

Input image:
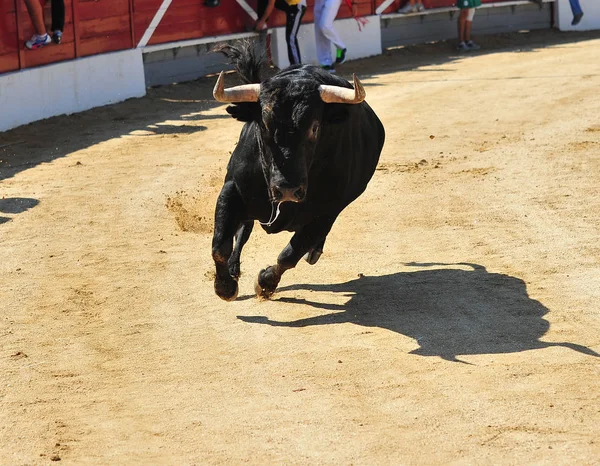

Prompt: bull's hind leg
[
  {"left": 212, "top": 181, "right": 247, "bottom": 301},
  {"left": 255, "top": 217, "right": 336, "bottom": 299}
]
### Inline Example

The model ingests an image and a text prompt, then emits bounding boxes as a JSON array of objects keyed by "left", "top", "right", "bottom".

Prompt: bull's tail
[{"left": 213, "top": 40, "right": 266, "bottom": 84}]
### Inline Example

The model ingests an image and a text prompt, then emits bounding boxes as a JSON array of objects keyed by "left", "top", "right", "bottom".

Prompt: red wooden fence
[{"left": 0, "top": 0, "right": 515, "bottom": 75}]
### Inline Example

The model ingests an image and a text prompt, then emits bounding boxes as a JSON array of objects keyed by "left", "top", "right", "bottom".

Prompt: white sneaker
[
  {"left": 25, "top": 34, "right": 51, "bottom": 50},
  {"left": 397, "top": 2, "right": 416, "bottom": 14}
]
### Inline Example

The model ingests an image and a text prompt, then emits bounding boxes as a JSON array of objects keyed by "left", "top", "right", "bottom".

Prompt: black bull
[{"left": 211, "top": 43, "right": 385, "bottom": 301}]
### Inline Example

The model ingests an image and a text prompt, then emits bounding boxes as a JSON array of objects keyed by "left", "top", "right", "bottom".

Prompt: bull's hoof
[
  {"left": 215, "top": 277, "right": 239, "bottom": 301},
  {"left": 228, "top": 258, "right": 241, "bottom": 280},
  {"left": 304, "top": 248, "right": 323, "bottom": 265},
  {"left": 255, "top": 266, "right": 280, "bottom": 299}
]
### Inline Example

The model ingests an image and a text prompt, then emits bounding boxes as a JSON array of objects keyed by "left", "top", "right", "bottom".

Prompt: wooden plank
[
  {"left": 72, "top": 0, "right": 81, "bottom": 57},
  {"left": 1, "top": 0, "right": 16, "bottom": 13},
  {"left": 79, "top": 15, "right": 130, "bottom": 39},
  {"left": 0, "top": 41, "right": 18, "bottom": 57},
  {"left": 78, "top": 31, "right": 132, "bottom": 56},
  {"left": 0, "top": 12, "right": 18, "bottom": 54},
  {"left": 129, "top": 0, "right": 135, "bottom": 49},
  {"left": 14, "top": 0, "right": 24, "bottom": 69},
  {"left": 0, "top": 52, "right": 20, "bottom": 74},
  {"left": 19, "top": 43, "right": 75, "bottom": 69},
  {"left": 133, "top": 0, "right": 164, "bottom": 13},
  {"left": 77, "top": 0, "right": 130, "bottom": 21},
  {"left": 148, "top": 25, "right": 205, "bottom": 46}
]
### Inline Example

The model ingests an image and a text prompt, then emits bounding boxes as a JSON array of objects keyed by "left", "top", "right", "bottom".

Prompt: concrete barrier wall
[
  {"left": 382, "top": 2, "right": 552, "bottom": 48},
  {"left": 0, "top": 49, "right": 146, "bottom": 132}
]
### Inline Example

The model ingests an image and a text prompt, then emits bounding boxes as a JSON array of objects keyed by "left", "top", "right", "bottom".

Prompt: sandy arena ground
[{"left": 1, "top": 29, "right": 599, "bottom": 465}]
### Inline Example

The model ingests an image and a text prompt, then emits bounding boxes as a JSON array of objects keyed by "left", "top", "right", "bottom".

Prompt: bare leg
[
  {"left": 458, "top": 9, "right": 468, "bottom": 43},
  {"left": 465, "top": 17, "right": 472, "bottom": 43},
  {"left": 24, "top": 0, "right": 47, "bottom": 35}
]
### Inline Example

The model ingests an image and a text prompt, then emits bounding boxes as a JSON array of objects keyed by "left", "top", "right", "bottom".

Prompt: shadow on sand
[
  {"left": 238, "top": 263, "right": 599, "bottom": 363},
  {"left": 0, "top": 197, "right": 39, "bottom": 214}
]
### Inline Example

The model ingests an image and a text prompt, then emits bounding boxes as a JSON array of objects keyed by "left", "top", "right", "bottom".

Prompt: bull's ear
[
  {"left": 226, "top": 103, "right": 260, "bottom": 122},
  {"left": 323, "top": 104, "right": 350, "bottom": 124}
]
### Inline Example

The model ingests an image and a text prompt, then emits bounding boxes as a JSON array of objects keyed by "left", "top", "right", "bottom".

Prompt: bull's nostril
[{"left": 273, "top": 185, "right": 304, "bottom": 202}]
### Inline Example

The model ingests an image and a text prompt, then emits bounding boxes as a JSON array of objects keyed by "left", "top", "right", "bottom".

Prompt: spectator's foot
[
  {"left": 397, "top": 2, "right": 416, "bottom": 14},
  {"left": 572, "top": 12, "right": 583, "bottom": 25},
  {"left": 25, "top": 34, "right": 51, "bottom": 50},
  {"left": 457, "top": 41, "right": 468, "bottom": 52},
  {"left": 52, "top": 30, "right": 62, "bottom": 45},
  {"left": 335, "top": 48, "right": 347, "bottom": 65},
  {"left": 416, "top": 2, "right": 425, "bottom": 11},
  {"left": 466, "top": 40, "right": 480, "bottom": 51},
  {"left": 321, "top": 64, "right": 336, "bottom": 74}
]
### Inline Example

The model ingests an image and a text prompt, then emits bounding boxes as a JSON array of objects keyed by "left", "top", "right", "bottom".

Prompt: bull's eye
[{"left": 309, "top": 122, "right": 320, "bottom": 141}]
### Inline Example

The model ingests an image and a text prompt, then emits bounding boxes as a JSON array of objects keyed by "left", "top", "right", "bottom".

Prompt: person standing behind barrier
[
  {"left": 569, "top": 0, "right": 584, "bottom": 25},
  {"left": 255, "top": 0, "right": 307, "bottom": 65},
  {"left": 530, "top": 0, "right": 583, "bottom": 26},
  {"left": 23, "top": 0, "right": 65, "bottom": 49},
  {"left": 456, "top": 0, "right": 481, "bottom": 52},
  {"left": 314, "top": 0, "right": 347, "bottom": 73}
]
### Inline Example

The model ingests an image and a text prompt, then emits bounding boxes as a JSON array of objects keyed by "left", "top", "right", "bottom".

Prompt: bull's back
[{"left": 323, "top": 101, "right": 384, "bottom": 207}]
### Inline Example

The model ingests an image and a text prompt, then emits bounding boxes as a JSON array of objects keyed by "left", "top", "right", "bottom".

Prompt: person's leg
[
  {"left": 24, "top": 0, "right": 52, "bottom": 49},
  {"left": 569, "top": 0, "right": 584, "bottom": 25},
  {"left": 24, "top": 0, "right": 46, "bottom": 35},
  {"left": 318, "top": 0, "right": 345, "bottom": 51},
  {"left": 457, "top": 9, "right": 467, "bottom": 48},
  {"left": 465, "top": 8, "right": 473, "bottom": 42},
  {"left": 50, "top": 0, "right": 65, "bottom": 43},
  {"left": 465, "top": 8, "right": 480, "bottom": 49},
  {"left": 569, "top": 0, "right": 583, "bottom": 16},
  {"left": 314, "top": 0, "right": 332, "bottom": 66},
  {"left": 285, "top": 4, "right": 306, "bottom": 65},
  {"left": 257, "top": 0, "right": 269, "bottom": 19},
  {"left": 50, "top": 0, "right": 65, "bottom": 31}
]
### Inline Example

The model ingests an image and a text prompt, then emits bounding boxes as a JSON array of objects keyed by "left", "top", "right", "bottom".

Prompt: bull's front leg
[
  {"left": 255, "top": 215, "right": 337, "bottom": 299},
  {"left": 228, "top": 221, "right": 254, "bottom": 280},
  {"left": 212, "top": 181, "right": 247, "bottom": 301}
]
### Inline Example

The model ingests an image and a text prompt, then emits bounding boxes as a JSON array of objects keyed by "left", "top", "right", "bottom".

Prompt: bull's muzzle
[{"left": 272, "top": 184, "right": 306, "bottom": 203}]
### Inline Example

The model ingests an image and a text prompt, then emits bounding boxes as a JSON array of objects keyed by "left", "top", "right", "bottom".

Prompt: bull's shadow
[{"left": 238, "top": 263, "right": 599, "bottom": 362}]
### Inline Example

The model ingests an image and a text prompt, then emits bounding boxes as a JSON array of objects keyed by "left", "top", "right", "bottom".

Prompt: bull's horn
[
  {"left": 213, "top": 71, "right": 261, "bottom": 103},
  {"left": 318, "top": 74, "right": 366, "bottom": 104}
]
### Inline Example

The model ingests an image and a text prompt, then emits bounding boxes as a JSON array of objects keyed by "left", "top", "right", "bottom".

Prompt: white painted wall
[
  {"left": 0, "top": 49, "right": 146, "bottom": 132},
  {"left": 556, "top": 0, "right": 600, "bottom": 31},
  {"left": 271, "top": 16, "right": 382, "bottom": 69}
]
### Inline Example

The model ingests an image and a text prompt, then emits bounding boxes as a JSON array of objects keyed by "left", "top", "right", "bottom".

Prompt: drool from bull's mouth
[
  {"left": 210, "top": 41, "right": 385, "bottom": 301},
  {"left": 259, "top": 202, "right": 283, "bottom": 227}
]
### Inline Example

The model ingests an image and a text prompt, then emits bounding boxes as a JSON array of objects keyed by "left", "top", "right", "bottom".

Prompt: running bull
[{"left": 211, "top": 42, "right": 385, "bottom": 301}]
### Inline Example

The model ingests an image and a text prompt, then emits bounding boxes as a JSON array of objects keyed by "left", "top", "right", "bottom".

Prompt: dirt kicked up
[{"left": 1, "top": 29, "right": 599, "bottom": 465}]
